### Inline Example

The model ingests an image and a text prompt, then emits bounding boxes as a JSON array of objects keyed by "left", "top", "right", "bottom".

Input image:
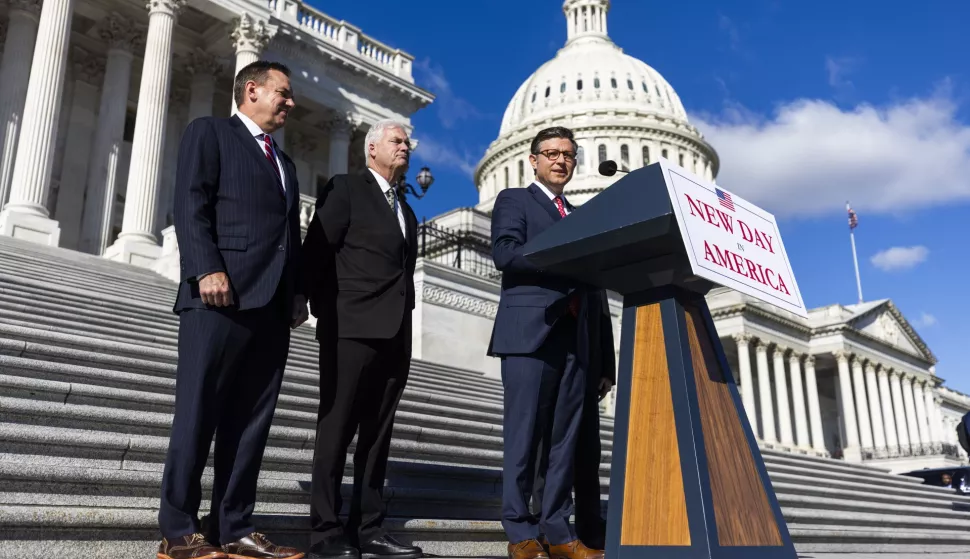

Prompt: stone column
[
  {"left": 901, "top": 375, "right": 922, "bottom": 447},
  {"left": 877, "top": 365, "right": 899, "bottom": 451},
  {"left": 0, "top": 0, "right": 75, "bottom": 245},
  {"left": 804, "top": 356, "right": 825, "bottom": 452},
  {"left": 755, "top": 341, "right": 775, "bottom": 442},
  {"left": 772, "top": 346, "right": 793, "bottom": 446},
  {"left": 79, "top": 14, "right": 141, "bottom": 255},
  {"left": 104, "top": 0, "right": 186, "bottom": 265},
  {"left": 732, "top": 334, "right": 756, "bottom": 429},
  {"left": 0, "top": 0, "right": 42, "bottom": 208},
  {"left": 923, "top": 382, "right": 943, "bottom": 443},
  {"left": 864, "top": 362, "right": 886, "bottom": 451},
  {"left": 328, "top": 113, "right": 354, "bottom": 177},
  {"left": 913, "top": 380, "right": 930, "bottom": 446},
  {"left": 788, "top": 352, "right": 809, "bottom": 448},
  {"left": 834, "top": 351, "right": 860, "bottom": 457},
  {"left": 889, "top": 370, "right": 911, "bottom": 449},
  {"left": 850, "top": 356, "right": 874, "bottom": 451},
  {"left": 229, "top": 13, "right": 269, "bottom": 115},
  {"left": 183, "top": 48, "right": 223, "bottom": 122}
]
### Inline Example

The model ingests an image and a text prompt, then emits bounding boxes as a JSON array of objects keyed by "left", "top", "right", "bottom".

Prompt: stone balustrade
[{"left": 267, "top": 0, "right": 414, "bottom": 81}]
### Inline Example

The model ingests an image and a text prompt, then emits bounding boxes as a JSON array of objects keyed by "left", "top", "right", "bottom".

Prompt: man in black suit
[
  {"left": 157, "top": 60, "right": 307, "bottom": 559},
  {"left": 488, "top": 126, "right": 610, "bottom": 559},
  {"left": 302, "top": 120, "right": 422, "bottom": 559}
]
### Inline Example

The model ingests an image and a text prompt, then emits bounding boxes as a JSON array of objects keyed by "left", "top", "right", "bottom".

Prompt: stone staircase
[{"left": 1, "top": 235, "right": 970, "bottom": 557}]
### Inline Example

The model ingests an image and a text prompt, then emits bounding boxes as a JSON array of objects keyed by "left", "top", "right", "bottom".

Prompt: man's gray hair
[{"left": 364, "top": 119, "right": 409, "bottom": 160}]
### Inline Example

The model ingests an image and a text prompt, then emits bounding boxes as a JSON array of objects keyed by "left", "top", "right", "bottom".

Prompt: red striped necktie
[{"left": 262, "top": 134, "right": 284, "bottom": 191}]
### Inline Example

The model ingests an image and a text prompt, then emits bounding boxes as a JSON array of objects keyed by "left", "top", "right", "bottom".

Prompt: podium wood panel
[
  {"left": 684, "top": 305, "right": 784, "bottom": 547},
  {"left": 620, "top": 303, "right": 690, "bottom": 546}
]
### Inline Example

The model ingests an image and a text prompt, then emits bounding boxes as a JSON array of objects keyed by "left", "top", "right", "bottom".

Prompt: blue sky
[{"left": 310, "top": 0, "right": 970, "bottom": 391}]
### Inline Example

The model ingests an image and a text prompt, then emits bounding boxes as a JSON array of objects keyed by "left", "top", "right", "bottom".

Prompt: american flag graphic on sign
[{"left": 716, "top": 187, "right": 735, "bottom": 211}]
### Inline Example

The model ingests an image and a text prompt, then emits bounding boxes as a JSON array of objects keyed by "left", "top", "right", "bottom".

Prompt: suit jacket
[
  {"left": 172, "top": 115, "right": 303, "bottom": 314},
  {"left": 303, "top": 169, "right": 418, "bottom": 340},
  {"left": 487, "top": 183, "right": 611, "bottom": 374}
]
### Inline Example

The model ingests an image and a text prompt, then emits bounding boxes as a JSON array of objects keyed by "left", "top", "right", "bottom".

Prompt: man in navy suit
[
  {"left": 157, "top": 60, "right": 307, "bottom": 559},
  {"left": 489, "top": 126, "right": 611, "bottom": 559}
]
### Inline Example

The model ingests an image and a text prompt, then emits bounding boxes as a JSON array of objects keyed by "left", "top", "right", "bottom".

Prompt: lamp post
[{"left": 396, "top": 166, "right": 434, "bottom": 201}]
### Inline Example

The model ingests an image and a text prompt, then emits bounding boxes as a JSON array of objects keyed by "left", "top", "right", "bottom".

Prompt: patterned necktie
[
  {"left": 262, "top": 134, "right": 283, "bottom": 190},
  {"left": 554, "top": 196, "right": 567, "bottom": 218},
  {"left": 385, "top": 187, "right": 396, "bottom": 210}
]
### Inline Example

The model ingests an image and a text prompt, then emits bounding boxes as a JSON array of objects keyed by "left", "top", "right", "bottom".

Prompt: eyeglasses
[{"left": 538, "top": 149, "right": 577, "bottom": 163}]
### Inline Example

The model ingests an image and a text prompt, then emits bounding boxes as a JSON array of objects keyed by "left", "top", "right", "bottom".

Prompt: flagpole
[{"left": 847, "top": 201, "right": 863, "bottom": 304}]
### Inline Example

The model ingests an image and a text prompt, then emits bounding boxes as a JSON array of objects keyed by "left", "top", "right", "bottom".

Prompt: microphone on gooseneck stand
[{"left": 598, "top": 160, "right": 628, "bottom": 177}]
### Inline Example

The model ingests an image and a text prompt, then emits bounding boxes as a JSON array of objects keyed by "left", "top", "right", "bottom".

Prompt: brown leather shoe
[
  {"left": 547, "top": 540, "right": 603, "bottom": 559},
  {"left": 222, "top": 532, "right": 305, "bottom": 559},
  {"left": 508, "top": 538, "right": 549, "bottom": 559},
  {"left": 157, "top": 533, "right": 228, "bottom": 559}
]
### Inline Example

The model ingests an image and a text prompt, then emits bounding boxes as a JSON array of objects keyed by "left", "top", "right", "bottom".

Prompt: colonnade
[{"left": 732, "top": 334, "right": 947, "bottom": 459}]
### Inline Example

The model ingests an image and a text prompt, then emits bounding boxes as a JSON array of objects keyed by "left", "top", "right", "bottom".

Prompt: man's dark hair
[
  {"left": 530, "top": 126, "right": 577, "bottom": 155},
  {"left": 233, "top": 60, "right": 291, "bottom": 107}
]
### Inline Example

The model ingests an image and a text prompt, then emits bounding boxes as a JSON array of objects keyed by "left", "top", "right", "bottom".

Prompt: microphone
[{"left": 598, "top": 160, "right": 627, "bottom": 177}]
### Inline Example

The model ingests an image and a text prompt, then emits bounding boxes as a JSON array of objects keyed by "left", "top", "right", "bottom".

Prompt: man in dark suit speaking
[
  {"left": 157, "top": 61, "right": 307, "bottom": 559},
  {"left": 302, "top": 120, "right": 421, "bottom": 559},
  {"left": 489, "top": 126, "right": 611, "bottom": 559}
]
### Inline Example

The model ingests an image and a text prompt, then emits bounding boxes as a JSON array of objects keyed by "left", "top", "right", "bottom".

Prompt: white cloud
[
  {"left": 411, "top": 136, "right": 479, "bottom": 177},
  {"left": 693, "top": 88, "right": 970, "bottom": 218},
  {"left": 870, "top": 245, "right": 929, "bottom": 271},
  {"left": 414, "top": 59, "right": 483, "bottom": 130},
  {"left": 825, "top": 56, "right": 861, "bottom": 93},
  {"left": 915, "top": 312, "right": 937, "bottom": 328}
]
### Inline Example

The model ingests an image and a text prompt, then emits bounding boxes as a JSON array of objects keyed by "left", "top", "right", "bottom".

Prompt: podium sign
[
  {"left": 657, "top": 159, "right": 807, "bottom": 318},
  {"left": 521, "top": 162, "right": 798, "bottom": 559}
]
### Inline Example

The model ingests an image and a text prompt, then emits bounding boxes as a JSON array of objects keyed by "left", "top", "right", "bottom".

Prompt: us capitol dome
[{"left": 474, "top": 0, "right": 719, "bottom": 212}]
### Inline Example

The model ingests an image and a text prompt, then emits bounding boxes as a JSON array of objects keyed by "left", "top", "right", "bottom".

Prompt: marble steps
[
  {"left": 0, "top": 243, "right": 177, "bottom": 289},
  {"left": 0, "top": 235, "right": 173, "bottom": 281}
]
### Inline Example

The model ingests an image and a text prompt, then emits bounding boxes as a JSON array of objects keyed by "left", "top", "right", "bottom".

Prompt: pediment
[{"left": 850, "top": 303, "right": 936, "bottom": 363}]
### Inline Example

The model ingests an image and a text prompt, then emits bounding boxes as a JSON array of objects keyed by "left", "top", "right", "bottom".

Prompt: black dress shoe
[
  {"left": 307, "top": 535, "right": 360, "bottom": 559},
  {"left": 359, "top": 535, "right": 422, "bottom": 559}
]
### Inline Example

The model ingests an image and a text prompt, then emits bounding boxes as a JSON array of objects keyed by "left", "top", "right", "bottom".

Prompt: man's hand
[
  {"left": 598, "top": 378, "right": 614, "bottom": 401},
  {"left": 291, "top": 294, "right": 309, "bottom": 329},
  {"left": 199, "top": 272, "right": 233, "bottom": 307}
]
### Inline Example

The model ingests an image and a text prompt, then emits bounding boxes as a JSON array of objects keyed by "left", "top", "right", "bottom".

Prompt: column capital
[
  {"left": 876, "top": 363, "right": 889, "bottom": 377},
  {"left": 9, "top": 0, "right": 41, "bottom": 18},
  {"left": 804, "top": 354, "right": 816, "bottom": 367},
  {"left": 146, "top": 0, "right": 187, "bottom": 17},
  {"left": 72, "top": 48, "right": 106, "bottom": 86},
  {"left": 850, "top": 355, "right": 864, "bottom": 369},
  {"left": 864, "top": 361, "right": 877, "bottom": 374},
  {"left": 755, "top": 339, "right": 769, "bottom": 353},
  {"left": 329, "top": 112, "right": 359, "bottom": 137},
  {"left": 773, "top": 344, "right": 788, "bottom": 357},
  {"left": 180, "top": 48, "right": 227, "bottom": 78},
  {"left": 788, "top": 350, "right": 802, "bottom": 363},
  {"left": 98, "top": 13, "right": 145, "bottom": 53},
  {"left": 289, "top": 129, "right": 319, "bottom": 157},
  {"left": 230, "top": 12, "right": 271, "bottom": 55},
  {"left": 833, "top": 349, "right": 851, "bottom": 364},
  {"left": 731, "top": 333, "right": 752, "bottom": 345}
]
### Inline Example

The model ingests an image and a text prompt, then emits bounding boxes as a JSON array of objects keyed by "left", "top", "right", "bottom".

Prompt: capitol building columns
[
  {"left": 788, "top": 351, "right": 810, "bottom": 449},
  {"left": 229, "top": 14, "right": 270, "bottom": 117},
  {"left": 103, "top": 0, "right": 184, "bottom": 265},
  {"left": 732, "top": 334, "right": 756, "bottom": 429},
  {"left": 0, "top": 0, "right": 41, "bottom": 209},
  {"left": 804, "top": 356, "right": 826, "bottom": 453},
  {"left": 755, "top": 340, "right": 775, "bottom": 443}
]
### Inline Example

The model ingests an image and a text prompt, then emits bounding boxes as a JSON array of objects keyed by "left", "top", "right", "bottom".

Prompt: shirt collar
[
  {"left": 369, "top": 168, "right": 394, "bottom": 194},
  {"left": 236, "top": 111, "right": 270, "bottom": 140},
  {"left": 533, "top": 181, "right": 567, "bottom": 205}
]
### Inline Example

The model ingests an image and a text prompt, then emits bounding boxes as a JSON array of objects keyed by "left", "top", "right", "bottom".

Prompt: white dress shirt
[
  {"left": 370, "top": 168, "right": 407, "bottom": 237},
  {"left": 533, "top": 181, "right": 570, "bottom": 215},
  {"left": 236, "top": 111, "right": 286, "bottom": 192}
]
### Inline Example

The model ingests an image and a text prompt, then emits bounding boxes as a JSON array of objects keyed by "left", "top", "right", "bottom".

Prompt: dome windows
[
  {"left": 678, "top": 153, "right": 684, "bottom": 167},
  {"left": 642, "top": 82, "right": 648, "bottom": 93},
  {"left": 545, "top": 86, "right": 550, "bottom": 98},
  {"left": 598, "top": 144, "right": 607, "bottom": 165},
  {"left": 504, "top": 166, "right": 509, "bottom": 189},
  {"left": 577, "top": 146, "right": 585, "bottom": 174},
  {"left": 594, "top": 77, "right": 600, "bottom": 89},
  {"left": 642, "top": 146, "right": 650, "bottom": 165},
  {"left": 531, "top": 91, "right": 536, "bottom": 103},
  {"left": 577, "top": 79, "right": 583, "bottom": 91},
  {"left": 620, "top": 144, "right": 629, "bottom": 171},
  {"left": 518, "top": 160, "right": 524, "bottom": 185},
  {"left": 627, "top": 79, "right": 634, "bottom": 90},
  {"left": 560, "top": 82, "right": 566, "bottom": 93},
  {"left": 610, "top": 77, "right": 617, "bottom": 89}
]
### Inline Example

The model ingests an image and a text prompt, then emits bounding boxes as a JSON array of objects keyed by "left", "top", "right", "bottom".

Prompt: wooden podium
[{"left": 521, "top": 163, "right": 797, "bottom": 559}]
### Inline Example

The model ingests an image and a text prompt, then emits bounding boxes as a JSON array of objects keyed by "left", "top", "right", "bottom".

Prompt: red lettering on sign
[{"left": 702, "top": 240, "right": 790, "bottom": 296}]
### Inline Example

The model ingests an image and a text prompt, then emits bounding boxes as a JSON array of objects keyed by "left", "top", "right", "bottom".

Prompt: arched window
[
  {"left": 620, "top": 144, "right": 629, "bottom": 171},
  {"left": 678, "top": 153, "right": 684, "bottom": 167},
  {"left": 531, "top": 91, "right": 536, "bottom": 103},
  {"left": 545, "top": 86, "right": 550, "bottom": 98},
  {"left": 594, "top": 77, "right": 600, "bottom": 89},
  {"left": 662, "top": 148, "right": 669, "bottom": 159},
  {"left": 598, "top": 144, "right": 607, "bottom": 165},
  {"left": 560, "top": 82, "right": 566, "bottom": 93},
  {"left": 610, "top": 77, "right": 617, "bottom": 88},
  {"left": 642, "top": 146, "right": 650, "bottom": 166},
  {"left": 627, "top": 79, "right": 634, "bottom": 90},
  {"left": 577, "top": 79, "right": 583, "bottom": 91},
  {"left": 504, "top": 166, "right": 509, "bottom": 189},
  {"left": 577, "top": 146, "right": 585, "bottom": 174},
  {"left": 642, "top": 82, "right": 648, "bottom": 93},
  {"left": 518, "top": 160, "right": 524, "bottom": 185}
]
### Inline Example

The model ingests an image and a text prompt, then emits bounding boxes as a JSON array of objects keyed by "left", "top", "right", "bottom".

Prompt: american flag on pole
[
  {"left": 847, "top": 202, "right": 858, "bottom": 229},
  {"left": 716, "top": 187, "right": 735, "bottom": 211}
]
